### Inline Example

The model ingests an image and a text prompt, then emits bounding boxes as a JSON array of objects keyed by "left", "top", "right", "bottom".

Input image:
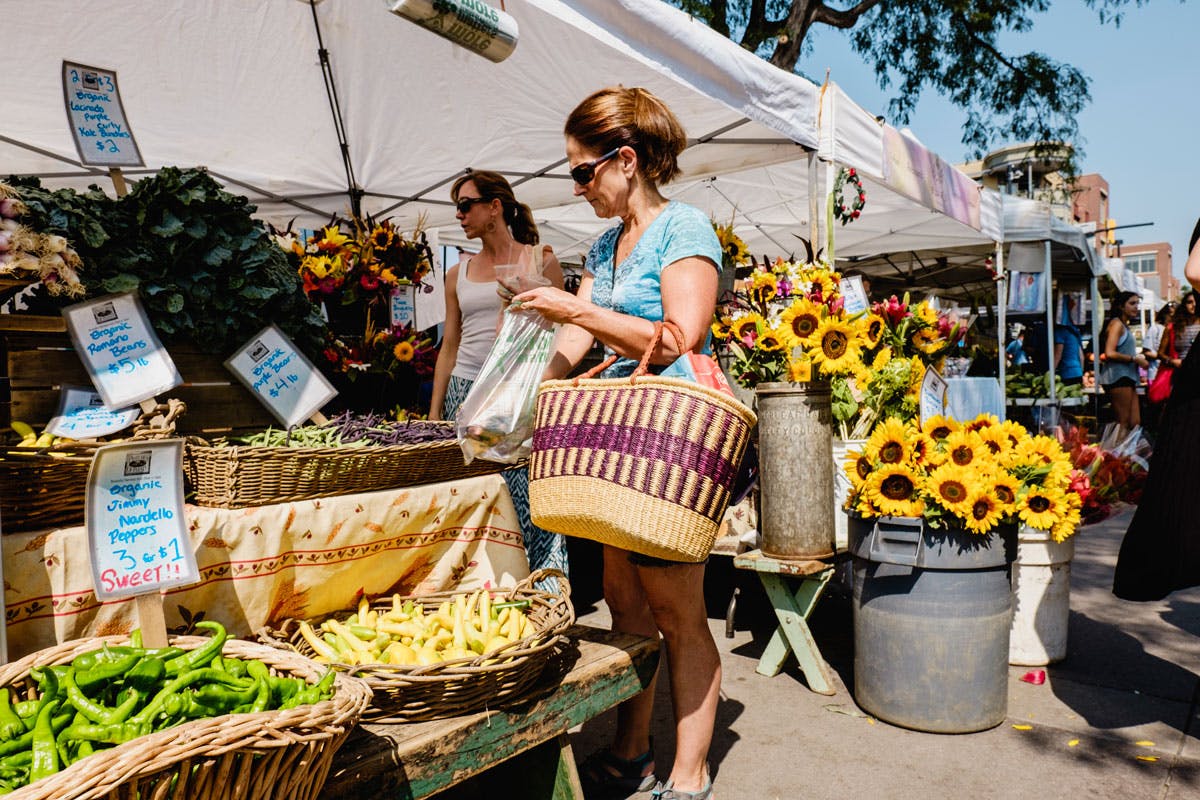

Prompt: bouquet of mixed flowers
[
  {"left": 321, "top": 318, "right": 437, "bottom": 381},
  {"left": 1057, "top": 422, "right": 1148, "bottom": 524},
  {"left": 844, "top": 413, "right": 1083, "bottom": 541}
]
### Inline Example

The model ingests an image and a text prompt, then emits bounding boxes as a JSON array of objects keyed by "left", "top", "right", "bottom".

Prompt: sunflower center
[
  {"left": 1029, "top": 496, "right": 1051, "bottom": 513},
  {"left": 995, "top": 486, "right": 1015, "bottom": 504},
  {"left": 868, "top": 320, "right": 882, "bottom": 339},
  {"left": 855, "top": 458, "right": 872, "bottom": 480},
  {"left": 822, "top": 330, "right": 848, "bottom": 358},
  {"left": 951, "top": 446, "right": 974, "bottom": 466},
  {"left": 972, "top": 500, "right": 991, "bottom": 520},
  {"left": 938, "top": 480, "right": 967, "bottom": 504},
  {"left": 880, "top": 474, "right": 914, "bottom": 500},
  {"left": 931, "top": 426, "right": 951, "bottom": 440},
  {"left": 793, "top": 316, "right": 817, "bottom": 338},
  {"left": 983, "top": 440, "right": 1001, "bottom": 454},
  {"left": 879, "top": 442, "right": 904, "bottom": 463}
]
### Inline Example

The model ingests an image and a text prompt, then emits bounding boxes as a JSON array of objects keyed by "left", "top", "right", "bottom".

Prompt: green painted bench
[{"left": 321, "top": 625, "right": 660, "bottom": 800}]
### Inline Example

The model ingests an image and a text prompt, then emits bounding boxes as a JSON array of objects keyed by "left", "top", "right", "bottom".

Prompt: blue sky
[{"left": 791, "top": 1, "right": 1199, "bottom": 279}]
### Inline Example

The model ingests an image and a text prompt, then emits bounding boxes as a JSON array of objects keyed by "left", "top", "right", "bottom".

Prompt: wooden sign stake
[
  {"left": 109, "top": 167, "right": 129, "bottom": 198},
  {"left": 135, "top": 593, "right": 168, "bottom": 647},
  {"left": 309, "top": 411, "right": 329, "bottom": 425}
]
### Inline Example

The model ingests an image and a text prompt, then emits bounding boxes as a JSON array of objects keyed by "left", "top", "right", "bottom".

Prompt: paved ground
[{"left": 567, "top": 508, "right": 1200, "bottom": 800}]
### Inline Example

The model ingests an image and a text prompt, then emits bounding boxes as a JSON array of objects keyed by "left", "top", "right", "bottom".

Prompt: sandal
[{"left": 579, "top": 742, "right": 657, "bottom": 799}]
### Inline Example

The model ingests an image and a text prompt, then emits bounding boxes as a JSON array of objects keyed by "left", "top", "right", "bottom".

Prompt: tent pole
[
  {"left": 1045, "top": 240, "right": 1057, "bottom": 404},
  {"left": 996, "top": 240, "right": 1007, "bottom": 423},
  {"left": 1090, "top": 269, "right": 1104, "bottom": 429},
  {"left": 807, "top": 152, "right": 819, "bottom": 257}
]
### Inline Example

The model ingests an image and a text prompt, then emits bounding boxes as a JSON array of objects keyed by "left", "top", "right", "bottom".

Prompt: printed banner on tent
[
  {"left": 881, "top": 128, "right": 980, "bottom": 231},
  {"left": 61, "top": 61, "right": 144, "bottom": 167}
]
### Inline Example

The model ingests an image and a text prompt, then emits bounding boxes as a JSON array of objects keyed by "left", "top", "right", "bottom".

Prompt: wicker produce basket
[
  {"left": 0, "top": 633, "right": 372, "bottom": 800},
  {"left": 184, "top": 424, "right": 509, "bottom": 509},
  {"left": 259, "top": 568, "right": 575, "bottom": 723},
  {"left": 0, "top": 400, "right": 185, "bottom": 533}
]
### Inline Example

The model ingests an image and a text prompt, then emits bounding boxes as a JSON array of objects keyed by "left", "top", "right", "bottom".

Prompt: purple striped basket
[{"left": 529, "top": 373, "right": 756, "bottom": 562}]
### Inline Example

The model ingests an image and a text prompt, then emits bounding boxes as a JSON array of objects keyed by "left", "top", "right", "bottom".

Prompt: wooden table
[
  {"left": 322, "top": 625, "right": 660, "bottom": 800},
  {"left": 733, "top": 549, "right": 837, "bottom": 696}
]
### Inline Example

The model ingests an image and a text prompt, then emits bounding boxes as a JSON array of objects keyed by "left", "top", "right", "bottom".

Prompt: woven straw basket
[
  {"left": 0, "top": 400, "right": 186, "bottom": 533},
  {"left": 0, "top": 634, "right": 372, "bottom": 800},
  {"left": 529, "top": 323, "right": 756, "bottom": 562},
  {"left": 184, "top": 424, "right": 507, "bottom": 509},
  {"left": 259, "top": 568, "right": 574, "bottom": 723}
]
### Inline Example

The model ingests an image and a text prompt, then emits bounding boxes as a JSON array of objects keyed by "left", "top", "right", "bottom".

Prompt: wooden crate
[{"left": 1, "top": 331, "right": 275, "bottom": 435}]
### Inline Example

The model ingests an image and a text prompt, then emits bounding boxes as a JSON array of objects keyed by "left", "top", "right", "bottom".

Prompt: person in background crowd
[
  {"left": 1006, "top": 323, "right": 1030, "bottom": 368},
  {"left": 512, "top": 86, "right": 722, "bottom": 800},
  {"left": 1100, "top": 291, "right": 1148, "bottom": 437},
  {"left": 1053, "top": 296, "right": 1085, "bottom": 386},
  {"left": 1114, "top": 217, "right": 1200, "bottom": 600},
  {"left": 1143, "top": 302, "right": 1173, "bottom": 384},
  {"left": 427, "top": 169, "right": 568, "bottom": 582},
  {"left": 1165, "top": 290, "right": 1199, "bottom": 366}
]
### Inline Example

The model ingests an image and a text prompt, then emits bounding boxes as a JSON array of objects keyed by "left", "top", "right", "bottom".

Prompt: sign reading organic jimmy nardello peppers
[
  {"left": 62, "top": 292, "right": 182, "bottom": 409},
  {"left": 86, "top": 439, "right": 198, "bottom": 600}
]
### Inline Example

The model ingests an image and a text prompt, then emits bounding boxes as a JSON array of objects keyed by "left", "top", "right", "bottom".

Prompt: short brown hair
[
  {"left": 450, "top": 170, "right": 539, "bottom": 245},
  {"left": 564, "top": 86, "right": 688, "bottom": 186}
]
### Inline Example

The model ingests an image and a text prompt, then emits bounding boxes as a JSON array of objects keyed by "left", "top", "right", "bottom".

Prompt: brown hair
[
  {"left": 450, "top": 170, "right": 539, "bottom": 245},
  {"left": 563, "top": 86, "right": 688, "bottom": 186}
]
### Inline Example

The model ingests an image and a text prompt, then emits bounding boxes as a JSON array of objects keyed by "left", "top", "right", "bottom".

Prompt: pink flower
[
  {"left": 828, "top": 296, "right": 844, "bottom": 315},
  {"left": 875, "top": 295, "right": 908, "bottom": 326}
]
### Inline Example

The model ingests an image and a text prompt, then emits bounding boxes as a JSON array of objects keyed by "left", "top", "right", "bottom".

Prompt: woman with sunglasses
[
  {"left": 513, "top": 87, "right": 722, "bottom": 800},
  {"left": 1115, "top": 217, "right": 1200, "bottom": 600},
  {"left": 428, "top": 169, "right": 568, "bottom": 581}
]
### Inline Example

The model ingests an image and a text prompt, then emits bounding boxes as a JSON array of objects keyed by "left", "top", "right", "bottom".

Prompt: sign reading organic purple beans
[
  {"left": 224, "top": 324, "right": 337, "bottom": 428},
  {"left": 62, "top": 292, "right": 183, "bottom": 410},
  {"left": 86, "top": 439, "right": 197, "bottom": 600},
  {"left": 62, "top": 61, "right": 144, "bottom": 168}
]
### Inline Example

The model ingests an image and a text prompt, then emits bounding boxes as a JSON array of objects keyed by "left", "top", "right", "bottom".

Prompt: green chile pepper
[
  {"left": 0, "top": 691, "right": 25, "bottom": 741},
  {"left": 124, "top": 656, "right": 166, "bottom": 692},
  {"left": 163, "top": 621, "right": 227, "bottom": 677},
  {"left": 29, "top": 699, "right": 60, "bottom": 783},
  {"left": 74, "top": 653, "right": 141, "bottom": 694}
]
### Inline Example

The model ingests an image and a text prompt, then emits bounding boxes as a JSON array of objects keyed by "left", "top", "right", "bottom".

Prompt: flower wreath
[{"left": 833, "top": 167, "right": 866, "bottom": 225}]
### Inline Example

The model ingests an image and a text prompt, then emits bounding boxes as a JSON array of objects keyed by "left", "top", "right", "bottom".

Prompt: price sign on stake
[
  {"left": 62, "top": 292, "right": 182, "bottom": 409},
  {"left": 86, "top": 439, "right": 197, "bottom": 645},
  {"left": 390, "top": 283, "right": 416, "bottom": 328},
  {"left": 225, "top": 325, "right": 337, "bottom": 429},
  {"left": 46, "top": 386, "right": 138, "bottom": 440},
  {"left": 61, "top": 61, "right": 144, "bottom": 168},
  {"left": 919, "top": 367, "right": 948, "bottom": 427},
  {"left": 839, "top": 275, "right": 870, "bottom": 315}
]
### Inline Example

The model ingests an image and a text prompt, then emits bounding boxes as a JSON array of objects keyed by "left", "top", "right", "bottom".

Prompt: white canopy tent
[{"left": 5, "top": 0, "right": 1003, "bottom": 267}]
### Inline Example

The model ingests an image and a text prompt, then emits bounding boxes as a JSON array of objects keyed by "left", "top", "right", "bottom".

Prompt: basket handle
[{"left": 571, "top": 320, "right": 691, "bottom": 385}]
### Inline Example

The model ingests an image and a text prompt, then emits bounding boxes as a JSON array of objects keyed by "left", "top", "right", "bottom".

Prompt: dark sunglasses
[
  {"left": 570, "top": 148, "right": 620, "bottom": 186},
  {"left": 454, "top": 196, "right": 491, "bottom": 215}
]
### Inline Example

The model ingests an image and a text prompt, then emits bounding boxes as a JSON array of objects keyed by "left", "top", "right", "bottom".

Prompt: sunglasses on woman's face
[
  {"left": 570, "top": 148, "right": 620, "bottom": 186},
  {"left": 455, "top": 196, "right": 490, "bottom": 215}
]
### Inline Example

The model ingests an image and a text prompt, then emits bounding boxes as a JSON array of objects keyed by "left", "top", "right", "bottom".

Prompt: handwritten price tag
[
  {"left": 86, "top": 439, "right": 197, "bottom": 601},
  {"left": 225, "top": 325, "right": 337, "bottom": 428},
  {"left": 919, "top": 367, "right": 948, "bottom": 427},
  {"left": 62, "top": 292, "right": 182, "bottom": 409},
  {"left": 61, "top": 61, "right": 143, "bottom": 167},
  {"left": 839, "top": 275, "right": 870, "bottom": 315},
  {"left": 390, "top": 283, "right": 416, "bottom": 328},
  {"left": 45, "top": 386, "right": 138, "bottom": 440}
]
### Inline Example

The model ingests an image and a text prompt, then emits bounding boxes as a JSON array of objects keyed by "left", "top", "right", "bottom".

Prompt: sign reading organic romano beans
[
  {"left": 45, "top": 386, "right": 139, "bottom": 440},
  {"left": 62, "top": 292, "right": 183, "bottom": 409},
  {"left": 86, "top": 439, "right": 197, "bottom": 600},
  {"left": 61, "top": 61, "right": 144, "bottom": 167},
  {"left": 225, "top": 325, "right": 337, "bottom": 428}
]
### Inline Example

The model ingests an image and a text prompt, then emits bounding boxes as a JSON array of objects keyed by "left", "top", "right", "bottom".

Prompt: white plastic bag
[{"left": 456, "top": 308, "right": 557, "bottom": 464}]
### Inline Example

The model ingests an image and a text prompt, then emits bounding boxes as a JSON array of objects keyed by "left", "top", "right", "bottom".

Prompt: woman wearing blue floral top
[{"left": 513, "top": 86, "right": 721, "bottom": 800}]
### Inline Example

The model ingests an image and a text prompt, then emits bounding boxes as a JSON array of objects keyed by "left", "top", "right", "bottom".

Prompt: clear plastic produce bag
[{"left": 456, "top": 308, "right": 557, "bottom": 464}]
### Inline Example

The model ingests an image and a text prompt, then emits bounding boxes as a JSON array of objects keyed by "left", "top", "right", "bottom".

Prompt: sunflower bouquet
[
  {"left": 286, "top": 217, "right": 433, "bottom": 305},
  {"left": 321, "top": 318, "right": 437, "bottom": 380},
  {"left": 710, "top": 256, "right": 857, "bottom": 387},
  {"left": 844, "top": 413, "right": 1083, "bottom": 541}
]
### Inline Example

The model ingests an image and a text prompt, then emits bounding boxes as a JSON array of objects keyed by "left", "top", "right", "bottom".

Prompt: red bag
[{"left": 1148, "top": 325, "right": 1177, "bottom": 404}]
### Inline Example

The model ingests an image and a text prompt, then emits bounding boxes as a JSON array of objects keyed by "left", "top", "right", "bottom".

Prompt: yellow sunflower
[
  {"left": 810, "top": 318, "right": 863, "bottom": 375},
  {"left": 312, "top": 225, "right": 351, "bottom": 252},
  {"left": 989, "top": 472, "right": 1021, "bottom": 511},
  {"left": 943, "top": 429, "right": 985, "bottom": 468},
  {"left": 865, "top": 464, "right": 925, "bottom": 517},
  {"left": 999, "top": 420, "right": 1027, "bottom": 450},
  {"left": 871, "top": 346, "right": 893, "bottom": 371},
  {"left": 865, "top": 418, "right": 911, "bottom": 465},
  {"left": 907, "top": 431, "right": 935, "bottom": 468},
  {"left": 393, "top": 341, "right": 415, "bottom": 362},
  {"left": 858, "top": 313, "right": 886, "bottom": 349},
  {"left": 921, "top": 414, "right": 960, "bottom": 442},
  {"left": 905, "top": 357, "right": 926, "bottom": 401},
  {"left": 911, "top": 328, "right": 944, "bottom": 355},
  {"left": 710, "top": 317, "right": 732, "bottom": 341},
  {"left": 758, "top": 327, "right": 786, "bottom": 352},
  {"left": 974, "top": 425, "right": 1012, "bottom": 459},
  {"left": 926, "top": 463, "right": 976, "bottom": 514},
  {"left": 963, "top": 489, "right": 1004, "bottom": 534},
  {"left": 1013, "top": 435, "right": 1065, "bottom": 470},
  {"left": 915, "top": 301, "right": 938, "bottom": 326},
  {"left": 751, "top": 270, "right": 778, "bottom": 301},
  {"left": 779, "top": 299, "right": 823, "bottom": 347},
  {"left": 731, "top": 313, "right": 764, "bottom": 343},
  {"left": 1018, "top": 487, "right": 1067, "bottom": 531},
  {"left": 965, "top": 414, "right": 1000, "bottom": 433},
  {"left": 844, "top": 449, "right": 874, "bottom": 488}
]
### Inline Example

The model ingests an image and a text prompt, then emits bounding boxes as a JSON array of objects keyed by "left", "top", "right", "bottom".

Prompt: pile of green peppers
[{"left": 0, "top": 621, "right": 335, "bottom": 794}]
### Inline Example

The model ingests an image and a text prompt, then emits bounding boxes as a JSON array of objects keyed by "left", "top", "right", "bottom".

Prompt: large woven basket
[
  {"left": 0, "top": 633, "right": 372, "bottom": 800},
  {"left": 529, "top": 324, "right": 757, "bottom": 562},
  {"left": 184, "top": 424, "right": 507, "bottom": 508},
  {"left": 0, "top": 400, "right": 185, "bottom": 533},
  {"left": 259, "top": 568, "right": 574, "bottom": 723}
]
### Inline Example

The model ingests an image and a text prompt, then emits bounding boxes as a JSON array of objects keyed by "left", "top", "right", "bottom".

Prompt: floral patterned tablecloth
[{"left": 3, "top": 473, "right": 528, "bottom": 659}]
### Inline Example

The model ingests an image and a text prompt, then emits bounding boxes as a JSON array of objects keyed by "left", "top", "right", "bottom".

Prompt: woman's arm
[
  {"left": 428, "top": 265, "right": 462, "bottom": 421},
  {"left": 1053, "top": 343, "right": 1064, "bottom": 369},
  {"left": 1157, "top": 323, "right": 1181, "bottom": 368},
  {"left": 1103, "top": 319, "right": 1124, "bottom": 362},
  {"left": 1184, "top": 237, "right": 1200, "bottom": 292}
]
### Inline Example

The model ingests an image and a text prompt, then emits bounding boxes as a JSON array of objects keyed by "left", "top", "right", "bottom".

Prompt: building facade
[{"left": 1119, "top": 242, "right": 1178, "bottom": 303}]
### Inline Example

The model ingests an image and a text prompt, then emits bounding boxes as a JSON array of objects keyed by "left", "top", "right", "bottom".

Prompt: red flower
[
  {"left": 851, "top": 210, "right": 861, "bottom": 219},
  {"left": 875, "top": 295, "right": 909, "bottom": 326},
  {"left": 360, "top": 273, "right": 380, "bottom": 291},
  {"left": 848, "top": 168, "right": 857, "bottom": 177}
]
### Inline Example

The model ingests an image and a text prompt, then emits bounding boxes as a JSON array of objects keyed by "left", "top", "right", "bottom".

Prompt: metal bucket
[
  {"left": 756, "top": 382, "right": 834, "bottom": 560},
  {"left": 850, "top": 515, "right": 1015, "bottom": 733},
  {"left": 1010, "top": 525, "right": 1074, "bottom": 666}
]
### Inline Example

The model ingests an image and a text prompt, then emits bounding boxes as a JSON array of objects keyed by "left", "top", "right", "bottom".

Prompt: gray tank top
[
  {"left": 451, "top": 244, "right": 546, "bottom": 381},
  {"left": 1100, "top": 321, "right": 1140, "bottom": 385}
]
